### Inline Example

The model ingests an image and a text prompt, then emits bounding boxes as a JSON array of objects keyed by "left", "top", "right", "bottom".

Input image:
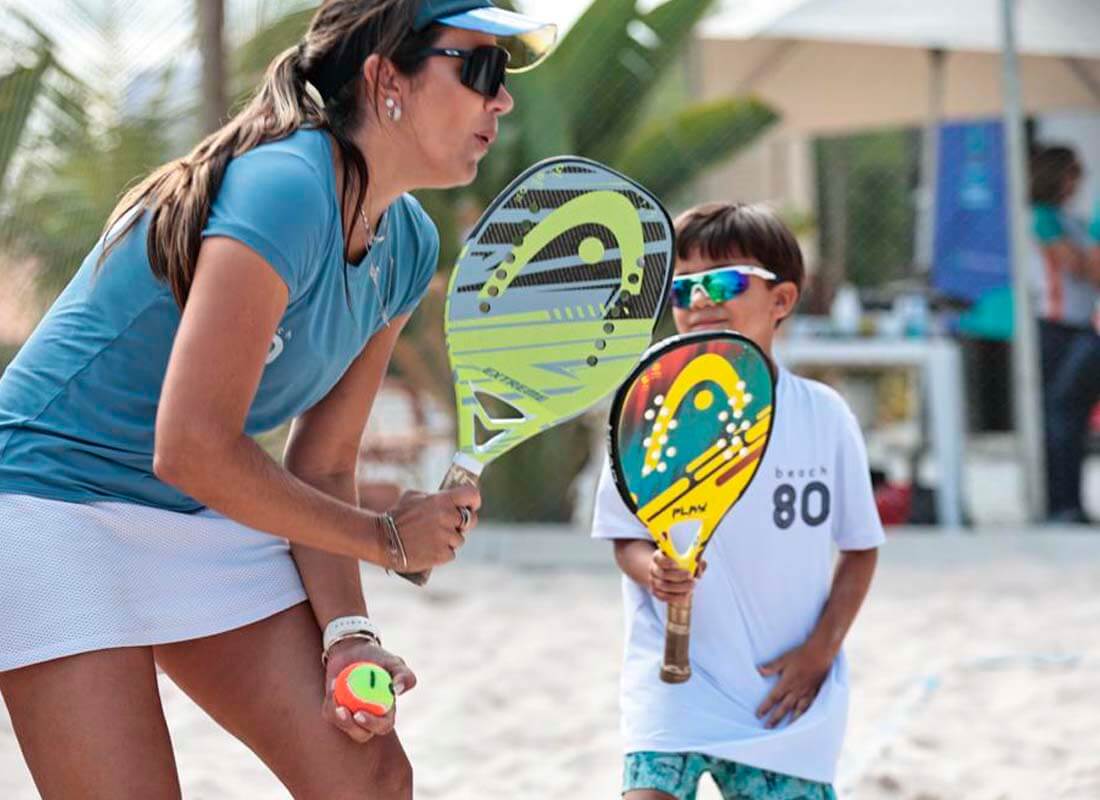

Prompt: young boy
[{"left": 591, "top": 202, "right": 883, "bottom": 800}]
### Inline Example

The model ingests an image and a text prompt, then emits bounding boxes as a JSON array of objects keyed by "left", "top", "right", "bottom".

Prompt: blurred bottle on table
[{"left": 830, "top": 283, "right": 862, "bottom": 336}]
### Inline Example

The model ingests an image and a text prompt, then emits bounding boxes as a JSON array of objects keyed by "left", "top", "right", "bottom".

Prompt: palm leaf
[
  {"left": 614, "top": 98, "right": 778, "bottom": 201},
  {"left": 506, "top": 65, "right": 572, "bottom": 174},
  {"left": 543, "top": 0, "right": 639, "bottom": 138},
  {"left": 2, "top": 84, "right": 175, "bottom": 297},
  {"left": 579, "top": 0, "right": 719, "bottom": 161},
  {"left": 0, "top": 48, "right": 53, "bottom": 192},
  {"left": 232, "top": 6, "right": 313, "bottom": 102}
]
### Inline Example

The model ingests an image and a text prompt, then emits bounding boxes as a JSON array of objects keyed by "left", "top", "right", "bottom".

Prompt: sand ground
[{"left": 1, "top": 529, "right": 1098, "bottom": 799}]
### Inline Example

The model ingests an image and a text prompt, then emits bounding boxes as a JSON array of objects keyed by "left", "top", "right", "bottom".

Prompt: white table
[{"left": 774, "top": 336, "right": 967, "bottom": 529}]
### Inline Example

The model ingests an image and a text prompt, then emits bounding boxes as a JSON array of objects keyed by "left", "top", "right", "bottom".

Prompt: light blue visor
[{"left": 436, "top": 7, "right": 558, "bottom": 71}]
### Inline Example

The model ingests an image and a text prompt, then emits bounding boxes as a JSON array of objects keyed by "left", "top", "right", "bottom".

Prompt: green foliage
[
  {"left": 470, "top": 0, "right": 771, "bottom": 204},
  {"left": 1, "top": 89, "right": 176, "bottom": 298},
  {"left": 550, "top": 0, "right": 637, "bottom": 151},
  {"left": 0, "top": 6, "right": 180, "bottom": 300},
  {"left": 0, "top": 46, "right": 52, "bottom": 193},
  {"left": 575, "top": 0, "right": 717, "bottom": 162},
  {"left": 617, "top": 99, "right": 778, "bottom": 204},
  {"left": 480, "top": 413, "right": 598, "bottom": 523},
  {"left": 815, "top": 129, "right": 920, "bottom": 288},
  {"left": 232, "top": 6, "right": 313, "bottom": 107}
]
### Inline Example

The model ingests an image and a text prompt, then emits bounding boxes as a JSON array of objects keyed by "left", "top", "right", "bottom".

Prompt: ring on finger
[{"left": 457, "top": 506, "right": 472, "bottom": 530}]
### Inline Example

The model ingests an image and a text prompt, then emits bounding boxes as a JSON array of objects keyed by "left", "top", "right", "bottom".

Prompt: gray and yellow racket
[{"left": 398, "top": 157, "right": 674, "bottom": 585}]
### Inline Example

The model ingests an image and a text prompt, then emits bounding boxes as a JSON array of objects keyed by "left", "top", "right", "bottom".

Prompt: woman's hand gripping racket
[
  {"left": 397, "top": 157, "right": 675, "bottom": 585},
  {"left": 608, "top": 332, "right": 776, "bottom": 683}
]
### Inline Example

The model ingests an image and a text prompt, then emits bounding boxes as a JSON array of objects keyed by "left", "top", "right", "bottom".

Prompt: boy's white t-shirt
[{"left": 591, "top": 368, "right": 885, "bottom": 784}]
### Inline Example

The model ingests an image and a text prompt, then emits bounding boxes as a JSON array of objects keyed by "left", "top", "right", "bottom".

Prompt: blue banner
[{"left": 932, "top": 120, "right": 1010, "bottom": 302}]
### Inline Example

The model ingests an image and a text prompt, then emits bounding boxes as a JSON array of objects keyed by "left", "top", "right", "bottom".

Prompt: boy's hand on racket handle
[
  {"left": 322, "top": 639, "right": 416, "bottom": 743},
  {"left": 387, "top": 487, "right": 481, "bottom": 572},
  {"left": 755, "top": 639, "right": 833, "bottom": 728},
  {"left": 648, "top": 550, "right": 707, "bottom": 604}
]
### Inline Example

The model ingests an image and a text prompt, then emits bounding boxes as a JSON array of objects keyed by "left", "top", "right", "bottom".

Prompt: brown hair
[
  {"left": 1029, "top": 145, "right": 1082, "bottom": 207},
  {"left": 99, "top": 0, "right": 440, "bottom": 308},
  {"left": 674, "top": 202, "right": 805, "bottom": 295}
]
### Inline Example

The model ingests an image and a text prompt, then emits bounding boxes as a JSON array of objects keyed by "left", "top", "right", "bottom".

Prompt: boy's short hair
[{"left": 673, "top": 203, "right": 805, "bottom": 295}]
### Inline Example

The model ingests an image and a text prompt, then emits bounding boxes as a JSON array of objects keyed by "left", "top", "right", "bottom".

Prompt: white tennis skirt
[{"left": 0, "top": 493, "right": 308, "bottom": 672}]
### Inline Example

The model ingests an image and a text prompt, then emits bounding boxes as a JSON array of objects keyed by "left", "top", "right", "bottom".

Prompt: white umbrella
[
  {"left": 698, "top": 0, "right": 1100, "bottom": 133},
  {"left": 705, "top": 0, "right": 1100, "bottom": 56},
  {"left": 698, "top": 0, "right": 1100, "bottom": 521}
]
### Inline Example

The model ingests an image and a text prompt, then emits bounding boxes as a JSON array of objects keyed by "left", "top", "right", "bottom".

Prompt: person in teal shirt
[
  {"left": 1091, "top": 198, "right": 1100, "bottom": 269},
  {"left": 0, "top": 1, "right": 555, "bottom": 796},
  {"left": 1029, "top": 144, "right": 1100, "bottom": 524}
]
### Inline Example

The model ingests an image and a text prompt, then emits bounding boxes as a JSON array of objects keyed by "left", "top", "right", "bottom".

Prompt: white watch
[{"left": 323, "top": 615, "right": 382, "bottom": 653}]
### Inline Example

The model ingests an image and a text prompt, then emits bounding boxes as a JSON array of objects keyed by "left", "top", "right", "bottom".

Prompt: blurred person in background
[
  {"left": 1029, "top": 143, "right": 1100, "bottom": 524},
  {"left": 1091, "top": 196, "right": 1100, "bottom": 289}
]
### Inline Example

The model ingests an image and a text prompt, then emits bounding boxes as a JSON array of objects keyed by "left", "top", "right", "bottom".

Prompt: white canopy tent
[
  {"left": 697, "top": 13, "right": 1100, "bottom": 132},
  {"left": 703, "top": 0, "right": 1100, "bottom": 61},
  {"left": 698, "top": 0, "right": 1100, "bottom": 522}
]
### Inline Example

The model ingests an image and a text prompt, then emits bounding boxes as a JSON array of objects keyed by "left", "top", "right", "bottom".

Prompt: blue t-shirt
[{"left": 0, "top": 128, "right": 439, "bottom": 512}]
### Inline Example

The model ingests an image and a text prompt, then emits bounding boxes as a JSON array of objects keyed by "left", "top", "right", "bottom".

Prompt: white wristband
[{"left": 323, "top": 615, "right": 381, "bottom": 653}]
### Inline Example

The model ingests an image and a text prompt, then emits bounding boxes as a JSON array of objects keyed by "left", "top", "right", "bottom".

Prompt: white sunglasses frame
[
  {"left": 674, "top": 264, "right": 779, "bottom": 283},
  {"left": 671, "top": 264, "right": 780, "bottom": 306}
]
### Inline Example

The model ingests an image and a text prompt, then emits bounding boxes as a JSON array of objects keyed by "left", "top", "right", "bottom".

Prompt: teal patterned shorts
[{"left": 623, "top": 751, "right": 836, "bottom": 800}]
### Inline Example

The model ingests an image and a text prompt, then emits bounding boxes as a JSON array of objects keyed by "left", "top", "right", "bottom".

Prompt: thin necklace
[{"left": 358, "top": 203, "right": 392, "bottom": 327}]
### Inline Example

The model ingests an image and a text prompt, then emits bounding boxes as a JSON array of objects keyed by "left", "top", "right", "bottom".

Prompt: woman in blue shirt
[{"left": 0, "top": 1, "right": 555, "bottom": 796}]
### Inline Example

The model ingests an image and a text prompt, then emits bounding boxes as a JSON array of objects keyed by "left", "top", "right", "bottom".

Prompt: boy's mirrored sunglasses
[
  {"left": 670, "top": 265, "right": 779, "bottom": 309},
  {"left": 420, "top": 45, "right": 511, "bottom": 99}
]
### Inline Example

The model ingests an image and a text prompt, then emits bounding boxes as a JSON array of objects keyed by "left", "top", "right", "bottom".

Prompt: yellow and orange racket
[{"left": 608, "top": 331, "right": 776, "bottom": 682}]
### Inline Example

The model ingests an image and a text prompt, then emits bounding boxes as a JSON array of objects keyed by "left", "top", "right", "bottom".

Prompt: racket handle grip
[
  {"left": 394, "top": 456, "right": 482, "bottom": 587},
  {"left": 661, "top": 594, "right": 693, "bottom": 683}
]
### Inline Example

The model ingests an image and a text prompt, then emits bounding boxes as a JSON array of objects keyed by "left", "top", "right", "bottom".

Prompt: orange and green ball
[{"left": 334, "top": 662, "right": 395, "bottom": 717}]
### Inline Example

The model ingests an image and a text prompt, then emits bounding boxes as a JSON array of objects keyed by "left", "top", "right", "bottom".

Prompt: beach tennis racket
[
  {"left": 608, "top": 331, "right": 776, "bottom": 682},
  {"left": 397, "top": 157, "right": 675, "bottom": 585}
]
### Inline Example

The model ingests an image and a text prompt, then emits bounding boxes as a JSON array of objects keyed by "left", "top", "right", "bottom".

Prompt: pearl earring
[{"left": 385, "top": 97, "right": 402, "bottom": 121}]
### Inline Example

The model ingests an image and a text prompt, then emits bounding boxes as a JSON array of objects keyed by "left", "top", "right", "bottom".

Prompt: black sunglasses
[{"left": 420, "top": 45, "right": 511, "bottom": 99}]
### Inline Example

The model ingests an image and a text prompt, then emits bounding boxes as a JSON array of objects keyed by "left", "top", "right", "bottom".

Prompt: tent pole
[
  {"left": 1001, "top": 0, "right": 1047, "bottom": 522},
  {"left": 917, "top": 48, "right": 946, "bottom": 273}
]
